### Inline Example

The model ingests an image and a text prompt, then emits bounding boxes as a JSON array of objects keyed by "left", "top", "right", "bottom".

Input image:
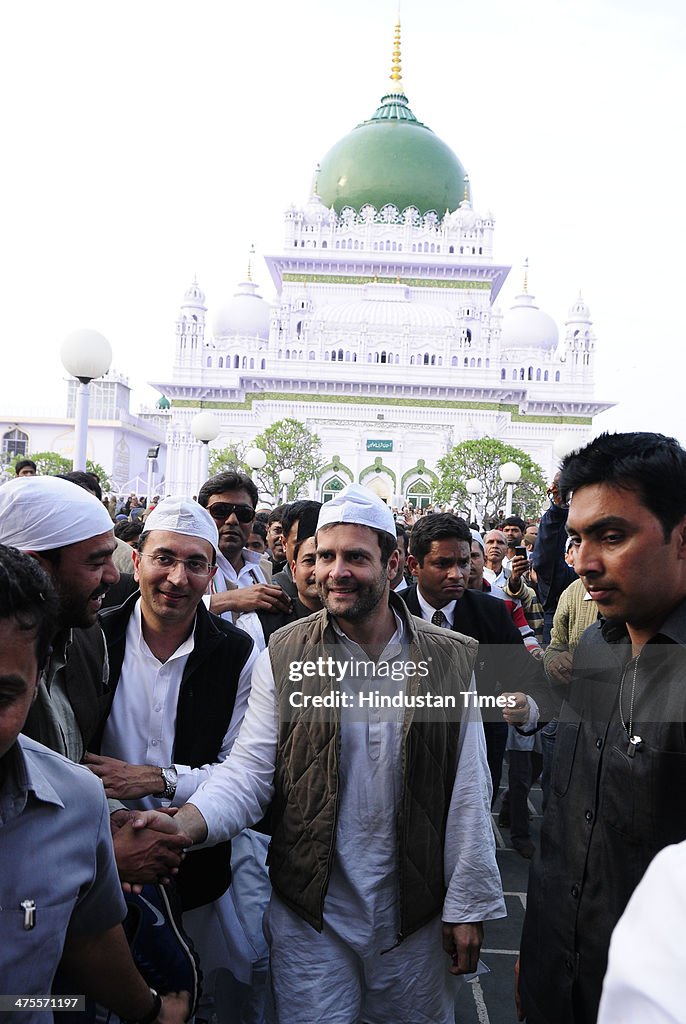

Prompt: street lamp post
[
  {"left": 499, "top": 461, "right": 522, "bottom": 518},
  {"left": 191, "top": 412, "right": 221, "bottom": 490},
  {"left": 60, "top": 329, "right": 113, "bottom": 472},
  {"left": 278, "top": 467, "right": 295, "bottom": 503},
  {"left": 245, "top": 447, "right": 267, "bottom": 498},
  {"left": 465, "top": 478, "right": 482, "bottom": 526}
]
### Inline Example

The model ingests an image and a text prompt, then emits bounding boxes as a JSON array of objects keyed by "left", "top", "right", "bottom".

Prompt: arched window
[
  {"left": 309, "top": 350, "right": 315, "bottom": 360},
  {"left": 218, "top": 357, "right": 223, "bottom": 368},
  {"left": 406, "top": 478, "right": 432, "bottom": 510},
  {"left": 261, "top": 359, "right": 266, "bottom": 369},
  {"left": 544, "top": 370, "right": 549, "bottom": 381},
  {"left": 464, "top": 357, "right": 469, "bottom": 367},
  {"left": 536, "top": 368, "right": 541, "bottom": 381},
  {"left": 345, "top": 351, "right": 350, "bottom": 361},
  {"left": 501, "top": 368, "right": 506, "bottom": 380},
  {"left": 322, "top": 241, "right": 327, "bottom": 248},
  {"left": 206, "top": 356, "right": 212, "bottom": 368},
  {"left": 322, "top": 476, "right": 346, "bottom": 503},
  {"left": 2, "top": 427, "right": 28, "bottom": 458},
  {"left": 410, "top": 356, "right": 415, "bottom": 365},
  {"left": 296, "top": 321, "right": 303, "bottom": 338},
  {"left": 423, "top": 353, "right": 430, "bottom": 365},
  {"left": 449, "top": 246, "right": 454, "bottom": 254},
  {"left": 234, "top": 355, "right": 239, "bottom": 368},
  {"left": 374, "top": 352, "right": 380, "bottom": 363},
  {"left": 431, "top": 355, "right": 436, "bottom": 365},
  {"left": 242, "top": 356, "right": 247, "bottom": 368},
  {"left": 528, "top": 366, "right": 533, "bottom": 380},
  {"left": 520, "top": 367, "right": 525, "bottom": 380},
  {"left": 338, "top": 348, "right": 344, "bottom": 362},
  {"left": 555, "top": 371, "right": 561, "bottom": 382},
  {"left": 512, "top": 369, "right": 518, "bottom": 380},
  {"left": 285, "top": 350, "right": 290, "bottom": 360},
  {"left": 249, "top": 358, "right": 254, "bottom": 369}
]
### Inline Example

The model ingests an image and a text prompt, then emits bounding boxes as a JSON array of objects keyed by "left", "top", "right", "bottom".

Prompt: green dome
[{"left": 317, "top": 89, "right": 466, "bottom": 216}]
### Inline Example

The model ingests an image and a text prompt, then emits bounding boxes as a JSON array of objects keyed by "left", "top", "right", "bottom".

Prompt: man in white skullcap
[
  {"left": 0, "top": 475, "right": 120, "bottom": 758},
  {"left": 0, "top": 476, "right": 189, "bottom": 893},
  {"left": 83, "top": 497, "right": 259, "bottom": 1007},
  {"left": 155, "top": 483, "right": 505, "bottom": 1024}
]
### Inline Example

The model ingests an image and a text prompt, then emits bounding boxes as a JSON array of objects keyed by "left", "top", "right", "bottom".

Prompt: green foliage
[
  {"left": 7, "top": 452, "right": 112, "bottom": 492},
  {"left": 434, "top": 438, "right": 547, "bottom": 525},
  {"left": 208, "top": 442, "right": 250, "bottom": 477},
  {"left": 251, "top": 419, "right": 324, "bottom": 502}
]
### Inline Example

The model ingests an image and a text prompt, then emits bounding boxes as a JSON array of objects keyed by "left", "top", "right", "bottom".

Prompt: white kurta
[
  {"left": 189, "top": 611, "right": 505, "bottom": 1023},
  {"left": 598, "top": 839, "right": 686, "bottom": 1024}
]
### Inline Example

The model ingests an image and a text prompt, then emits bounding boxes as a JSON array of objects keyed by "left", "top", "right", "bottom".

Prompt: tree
[
  {"left": 434, "top": 438, "right": 547, "bottom": 526},
  {"left": 8, "top": 452, "right": 112, "bottom": 492},
  {"left": 208, "top": 442, "right": 249, "bottom": 477},
  {"left": 251, "top": 419, "right": 324, "bottom": 502}
]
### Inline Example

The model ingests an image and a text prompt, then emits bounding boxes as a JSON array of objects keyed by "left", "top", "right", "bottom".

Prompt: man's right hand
[
  {"left": 546, "top": 650, "right": 573, "bottom": 684},
  {"left": 111, "top": 810, "right": 190, "bottom": 891},
  {"left": 210, "top": 584, "right": 292, "bottom": 615},
  {"left": 158, "top": 992, "right": 191, "bottom": 1024}
]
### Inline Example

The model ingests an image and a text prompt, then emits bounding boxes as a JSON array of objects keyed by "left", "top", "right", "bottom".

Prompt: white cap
[
  {"left": 316, "top": 483, "right": 396, "bottom": 539},
  {"left": 142, "top": 496, "right": 219, "bottom": 554},
  {"left": 0, "top": 476, "right": 114, "bottom": 551},
  {"left": 470, "top": 529, "right": 485, "bottom": 553}
]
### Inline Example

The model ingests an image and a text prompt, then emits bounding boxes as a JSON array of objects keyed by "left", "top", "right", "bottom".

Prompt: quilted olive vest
[{"left": 267, "top": 592, "right": 478, "bottom": 938}]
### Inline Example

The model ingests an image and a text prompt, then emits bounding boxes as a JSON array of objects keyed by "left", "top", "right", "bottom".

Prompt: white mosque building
[{"left": 151, "top": 23, "right": 612, "bottom": 505}]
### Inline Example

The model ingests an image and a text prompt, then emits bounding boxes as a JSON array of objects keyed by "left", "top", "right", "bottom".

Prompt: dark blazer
[
  {"left": 98, "top": 592, "right": 254, "bottom": 910},
  {"left": 401, "top": 584, "right": 544, "bottom": 705}
]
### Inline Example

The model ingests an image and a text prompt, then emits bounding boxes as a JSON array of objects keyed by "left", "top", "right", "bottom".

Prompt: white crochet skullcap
[
  {"left": 0, "top": 476, "right": 114, "bottom": 551},
  {"left": 142, "top": 496, "right": 219, "bottom": 553},
  {"left": 316, "top": 483, "right": 396, "bottom": 540}
]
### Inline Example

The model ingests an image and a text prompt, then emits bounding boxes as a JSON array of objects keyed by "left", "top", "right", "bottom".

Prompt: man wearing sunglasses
[{"left": 198, "top": 470, "right": 292, "bottom": 621}]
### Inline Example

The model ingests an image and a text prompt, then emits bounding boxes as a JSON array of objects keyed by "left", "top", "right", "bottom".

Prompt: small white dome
[
  {"left": 501, "top": 293, "right": 559, "bottom": 351},
  {"left": 567, "top": 292, "right": 591, "bottom": 322},
  {"left": 213, "top": 281, "right": 270, "bottom": 340},
  {"left": 182, "top": 277, "right": 206, "bottom": 308}
]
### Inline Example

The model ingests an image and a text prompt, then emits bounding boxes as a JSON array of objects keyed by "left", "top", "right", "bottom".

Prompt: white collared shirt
[
  {"left": 101, "top": 599, "right": 256, "bottom": 809},
  {"left": 415, "top": 587, "right": 458, "bottom": 628}
]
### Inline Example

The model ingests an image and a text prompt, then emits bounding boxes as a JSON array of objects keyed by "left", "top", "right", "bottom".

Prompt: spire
[
  {"left": 247, "top": 244, "right": 255, "bottom": 282},
  {"left": 311, "top": 163, "right": 320, "bottom": 197},
  {"left": 389, "top": 17, "right": 404, "bottom": 93},
  {"left": 522, "top": 257, "right": 529, "bottom": 294}
]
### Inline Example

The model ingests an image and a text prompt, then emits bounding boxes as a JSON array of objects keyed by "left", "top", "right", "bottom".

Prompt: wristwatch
[
  {"left": 122, "top": 987, "right": 162, "bottom": 1024},
  {"left": 160, "top": 765, "right": 178, "bottom": 800}
]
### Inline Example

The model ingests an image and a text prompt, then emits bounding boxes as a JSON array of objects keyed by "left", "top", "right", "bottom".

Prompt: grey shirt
[{"left": 0, "top": 736, "right": 126, "bottom": 1022}]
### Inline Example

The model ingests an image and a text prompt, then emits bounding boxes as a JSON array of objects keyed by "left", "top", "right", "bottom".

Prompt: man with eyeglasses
[
  {"left": 85, "top": 498, "right": 257, "bottom": 898},
  {"left": 84, "top": 498, "right": 258, "bottom": 1006},
  {"left": 198, "top": 470, "right": 291, "bottom": 621}
]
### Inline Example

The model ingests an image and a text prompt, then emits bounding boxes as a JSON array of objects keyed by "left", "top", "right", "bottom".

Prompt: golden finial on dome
[
  {"left": 523, "top": 257, "right": 529, "bottom": 294},
  {"left": 247, "top": 244, "right": 255, "bottom": 282},
  {"left": 463, "top": 174, "right": 470, "bottom": 203},
  {"left": 312, "top": 163, "right": 320, "bottom": 197},
  {"left": 390, "top": 17, "right": 404, "bottom": 91}
]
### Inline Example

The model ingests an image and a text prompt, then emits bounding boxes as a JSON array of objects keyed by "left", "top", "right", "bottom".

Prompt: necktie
[{"left": 431, "top": 609, "right": 447, "bottom": 628}]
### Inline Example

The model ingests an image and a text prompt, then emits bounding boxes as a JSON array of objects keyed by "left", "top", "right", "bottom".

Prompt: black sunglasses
[{"left": 208, "top": 502, "right": 255, "bottom": 524}]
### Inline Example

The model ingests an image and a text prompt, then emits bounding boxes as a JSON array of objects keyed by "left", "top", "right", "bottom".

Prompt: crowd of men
[{"left": 2, "top": 431, "right": 686, "bottom": 1024}]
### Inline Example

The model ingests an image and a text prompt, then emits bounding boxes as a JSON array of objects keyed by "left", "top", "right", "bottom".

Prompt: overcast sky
[{"left": 1, "top": 0, "right": 684, "bottom": 442}]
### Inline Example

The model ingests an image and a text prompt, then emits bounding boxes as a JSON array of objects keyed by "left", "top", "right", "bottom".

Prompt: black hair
[
  {"left": 500, "top": 515, "right": 526, "bottom": 531},
  {"left": 268, "top": 504, "right": 287, "bottom": 525},
  {"left": 250, "top": 520, "right": 267, "bottom": 542},
  {"left": 282, "top": 501, "right": 322, "bottom": 544},
  {"left": 559, "top": 432, "right": 686, "bottom": 541},
  {"left": 58, "top": 470, "right": 103, "bottom": 502},
  {"left": 15, "top": 459, "right": 36, "bottom": 475},
  {"left": 409, "top": 513, "right": 472, "bottom": 565},
  {"left": 114, "top": 520, "right": 144, "bottom": 543},
  {"left": 197, "top": 470, "right": 258, "bottom": 510},
  {"left": 0, "top": 545, "right": 58, "bottom": 667},
  {"left": 395, "top": 522, "right": 408, "bottom": 553},
  {"left": 254, "top": 511, "right": 270, "bottom": 526}
]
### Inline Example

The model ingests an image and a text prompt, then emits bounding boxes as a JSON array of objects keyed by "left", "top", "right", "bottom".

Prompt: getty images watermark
[{"left": 285, "top": 654, "right": 518, "bottom": 718}]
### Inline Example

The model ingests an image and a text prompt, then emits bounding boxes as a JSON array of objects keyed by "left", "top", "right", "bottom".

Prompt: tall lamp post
[
  {"left": 60, "top": 329, "right": 112, "bottom": 471},
  {"left": 465, "top": 478, "right": 482, "bottom": 526},
  {"left": 279, "top": 467, "right": 295, "bottom": 503},
  {"left": 499, "top": 461, "right": 521, "bottom": 517},
  {"left": 191, "top": 412, "right": 221, "bottom": 490},
  {"left": 245, "top": 447, "right": 267, "bottom": 499}
]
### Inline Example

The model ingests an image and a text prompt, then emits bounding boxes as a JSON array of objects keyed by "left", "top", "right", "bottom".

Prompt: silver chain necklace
[{"left": 619, "top": 649, "right": 643, "bottom": 758}]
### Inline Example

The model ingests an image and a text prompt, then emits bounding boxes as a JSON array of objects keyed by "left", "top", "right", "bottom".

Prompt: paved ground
[{"left": 453, "top": 767, "right": 542, "bottom": 1024}]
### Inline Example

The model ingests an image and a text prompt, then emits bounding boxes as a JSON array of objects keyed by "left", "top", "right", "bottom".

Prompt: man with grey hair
[{"left": 151, "top": 484, "right": 505, "bottom": 1024}]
